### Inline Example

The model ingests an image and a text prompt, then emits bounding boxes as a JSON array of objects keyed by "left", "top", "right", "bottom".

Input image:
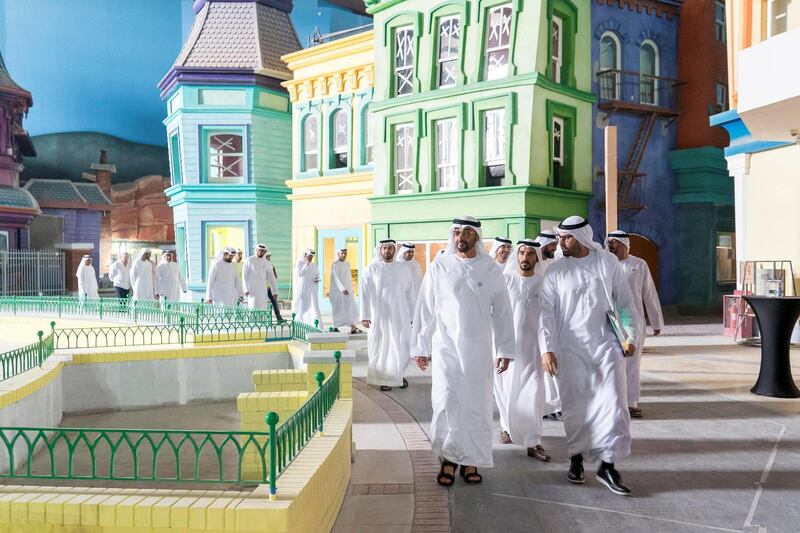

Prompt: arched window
[
  {"left": 639, "top": 40, "right": 659, "bottom": 105},
  {"left": 302, "top": 116, "right": 318, "bottom": 171},
  {"left": 599, "top": 31, "right": 621, "bottom": 100},
  {"left": 363, "top": 106, "right": 374, "bottom": 165},
  {"left": 331, "top": 109, "right": 349, "bottom": 169}
]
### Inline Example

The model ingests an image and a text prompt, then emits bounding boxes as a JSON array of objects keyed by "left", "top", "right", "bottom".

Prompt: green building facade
[{"left": 365, "top": 0, "right": 594, "bottom": 260}]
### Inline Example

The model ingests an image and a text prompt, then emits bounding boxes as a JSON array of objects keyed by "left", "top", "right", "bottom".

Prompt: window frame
[
  {"left": 168, "top": 129, "right": 182, "bottom": 185},
  {"left": 359, "top": 98, "right": 375, "bottom": 169},
  {"left": 767, "top": 0, "right": 790, "bottom": 38},
  {"left": 716, "top": 231, "right": 736, "bottom": 283},
  {"left": 715, "top": 83, "right": 729, "bottom": 113},
  {"left": 329, "top": 107, "right": 351, "bottom": 171},
  {"left": 175, "top": 223, "right": 189, "bottom": 281},
  {"left": 714, "top": 0, "right": 726, "bottom": 42},
  {"left": 200, "top": 126, "right": 248, "bottom": 184},
  {"left": 483, "top": 3, "right": 513, "bottom": 81},
  {"left": 472, "top": 94, "right": 516, "bottom": 188},
  {"left": 301, "top": 114, "right": 321, "bottom": 174},
  {"left": 551, "top": 116, "right": 566, "bottom": 188},
  {"left": 598, "top": 31, "right": 622, "bottom": 100},
  {"left": 639, "top": 39, "right": 660, "bottom": 106},
  {"left": 394, "top": 25, "right": 416, "bottom": 97},
  {"left": 0, "top": 230, "right": 9, "bottom": 252},
  {"left": 545, "top": 100, "right": 576, "bottom": 190},
  {"left": 434, "top": 117, "right": 459, "bottom": 191},
  {"left": 436, "top": 15, "right": 462, "bottom": 89},
  {"left": 552, "top": 15, "right": 564, "bottom": 83},
  {"left": 384, "top": 110, "right": 422, "bottom": 195},
  {"left": 201, "top": 220, "right": 250, "bottom": 282},
  {"left": 393, "top": 123, "right": 416, "bottom": 195}
]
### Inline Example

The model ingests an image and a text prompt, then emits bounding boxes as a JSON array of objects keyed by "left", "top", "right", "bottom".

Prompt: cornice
[
  {"left": 282, "top": 65, "right": 375, "bottom": 103},
  {"left": 595, "top": 0, "right": 680, "bottom": 20}
]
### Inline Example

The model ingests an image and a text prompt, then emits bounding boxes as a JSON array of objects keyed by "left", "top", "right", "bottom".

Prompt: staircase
[{"left": 618, "top": 112, "right": 657, "bottom": 201}]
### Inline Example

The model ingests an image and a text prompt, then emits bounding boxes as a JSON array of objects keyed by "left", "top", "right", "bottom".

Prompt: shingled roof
[
  {"left": 23, "top": 179, "right": 111, "bottom": 210},
  {"left": 0, "top": 185, "right": 39, "bottom": 211},
  {"left": 159, "top": 0, "right": 301, "bottom": 98},
  {"left": 0, "top": 50, "right": 32, "bottom": 106}
]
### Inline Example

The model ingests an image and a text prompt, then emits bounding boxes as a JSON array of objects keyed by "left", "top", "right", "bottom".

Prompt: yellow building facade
[
  {"left": 712, "top": 1, "right": 800, "bottom": 293},
  {"left": 282, "top": 31, "right": 374, "bottom": 311}
]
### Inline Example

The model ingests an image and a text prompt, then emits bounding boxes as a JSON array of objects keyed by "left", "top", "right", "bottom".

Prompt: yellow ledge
[{"left": 68, "top": 342, "right": 290, "bottom": 365}]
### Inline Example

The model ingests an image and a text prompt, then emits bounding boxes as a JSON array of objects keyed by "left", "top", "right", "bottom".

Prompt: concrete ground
[{"left": 347, "top": 322, "right": 800, "bottom": 533}]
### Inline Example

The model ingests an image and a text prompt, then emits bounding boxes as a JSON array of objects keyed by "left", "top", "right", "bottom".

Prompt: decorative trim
[{"left": 594, "top": 0, "right": 679, "bottom": 20}]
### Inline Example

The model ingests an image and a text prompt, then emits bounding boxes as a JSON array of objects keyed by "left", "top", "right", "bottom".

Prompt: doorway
[
  {"left": 317, "top": 228, "right": 362, "bottom": 314},
  {"left": 630, "top": 233, "right": 660, "bottom": 292}
]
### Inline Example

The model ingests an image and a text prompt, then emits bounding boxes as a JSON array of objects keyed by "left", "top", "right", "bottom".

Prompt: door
[
  {"left": 317, "top": 228, "right": 362, "bottom": 315},
  {"left": 630, "top": 234, "right": 660, "bottom": 291}
]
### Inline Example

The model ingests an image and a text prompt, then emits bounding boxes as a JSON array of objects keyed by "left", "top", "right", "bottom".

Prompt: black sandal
[
  {"left": 380, "top": 386, "right": 392, "bottom": 391},
  {"left": 460, "top": 465, "right": 482, "bottom": 484},
  {"left": 400, "top": 378, "right": 409, "bottom": 389},
  {"left": 437, "top": 461, "right": 457, "bottom": 487}
]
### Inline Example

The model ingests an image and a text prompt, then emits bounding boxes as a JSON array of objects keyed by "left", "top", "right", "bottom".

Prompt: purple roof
[{"left": 0, "top": 51, "right": 32, "bottom": 106}]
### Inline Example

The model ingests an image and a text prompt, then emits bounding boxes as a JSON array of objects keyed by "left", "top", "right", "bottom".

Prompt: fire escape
[{"left": 595, "top": 69, "right": 682, "bottom": 212}]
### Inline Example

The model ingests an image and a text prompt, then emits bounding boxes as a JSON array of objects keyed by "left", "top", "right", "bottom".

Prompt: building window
[
  {"left": 204, "top": 223, "right": 247, "bottom": 281},
  {"left": 552, "top": 116, "right": 566, "bottom": 188},
  {"left": 435, "top": 118, "right": 458, "bottom": 191},
  {"left": 484, "top": 4, "right": 512, "bottom": 81},
  {"left": 768, "top": 0, "right": 790, "bottom": 37},
  {"left": 599, "top": 32, "right": 621, "bottom": 100},
  {"left": 715, "top": 0, "right": 726, "bottom": 42},
  {"left": 551, "top": 16, "right": 564, "bottom": 83},
  {"left": 716, "top": 232, "right": 736, "bottom": 283},
  {"left": 716, "top": 83, "right": 729, "bottom": 113},
  {"left": 0, "top": 230, "right": 8, "bottom": 252},
  {"left": 483, "top": 109, "right": 505, "bottom": 187},
  {"left": 395, "top": 26, "right": 415, "bottom": 96},
  {"left": 206, "top": 130, "right": 244, "bottom": 183},
  {"left": 394, "top": 123, "right": 415, "bottom": 194},
  {"left": 168, "top": 131, "right": 182, "bottom": 185},
  {"left": 175, "top": 224, "right": 188, "bottom": 280},
  {"left": 639, "top": 40, "right": 659, "bottom": 106},
  {"left": 364, "top": 107, "right": 374, "bottom": 165},
  {"left": 302, "top": 116, "right": 318, "bottom": 171},
  {"left": 331, "top": 109, "right": 349, "bottom": 169},
  {"left": 437, "top": 16, "right": 461, "bottom": 88}
]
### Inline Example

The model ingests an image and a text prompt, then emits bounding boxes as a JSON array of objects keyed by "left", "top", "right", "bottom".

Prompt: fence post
[
  {"left": 266, "top": 411, "right": 279, "bottom": 501},
  {"left": 334, "top": 350, "right": 341, "bottom": 394},
  {"left": 133, "top": 300, "right": 138, "bottom": 323},
  {"left": 37, "top": 330, "right": 44, "bottom": 366},
  {"left": 314, "top": 319, "right": 319, "bottom": 331},
  {"left": 98, "top": 296, "right": 103, "bottom": 320},
  {"left": 291, "top": 313, "right": 296, "bottom": 339},
  {"left": 179, "top": 316, "right": 185, "bottom": 346},
  {"left": 315, "top": 371, "right": 325, "bottom": 436}
]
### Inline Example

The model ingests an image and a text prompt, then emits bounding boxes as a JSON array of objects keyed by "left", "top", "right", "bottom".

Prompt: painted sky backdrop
[{"left": 0, "top": 0, "right": 369, "bottom": 147}]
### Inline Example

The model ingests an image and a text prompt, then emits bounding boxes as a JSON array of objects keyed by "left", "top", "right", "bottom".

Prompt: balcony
[
  {"left": 593, "top": 170, "right": 646, "bottom": 213},
  {"left": 597, "top": 69, "right": 681, "bottom": 117},
  {"left": 737, "top": 27, "right": 800, "bottom": 142}
]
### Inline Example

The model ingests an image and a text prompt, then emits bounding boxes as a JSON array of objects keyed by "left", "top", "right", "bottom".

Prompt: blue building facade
[{"left": 589, "top": 0, "right": 682, "bottom": 305}]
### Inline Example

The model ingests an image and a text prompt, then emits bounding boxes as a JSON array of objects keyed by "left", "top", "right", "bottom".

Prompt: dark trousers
[
  {"left": 268, "top": 288, "right": 283, "bottom": 321},
  {"left": 115, "top": 286, "right": 130, "bottom": 299}
]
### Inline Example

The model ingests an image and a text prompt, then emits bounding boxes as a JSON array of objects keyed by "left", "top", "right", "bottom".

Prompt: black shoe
[
  {"left": 553, "top": 411, "right": 563, "bottom": 421},
  {"left": 596, "top": 464, "right": 631, "bottom": 496},
  {"left": 567, "top": 454, "right": 584, "bottom": 484}
]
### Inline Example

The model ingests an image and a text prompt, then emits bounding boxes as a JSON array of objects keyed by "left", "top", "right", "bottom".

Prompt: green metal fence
[
  {"left": 0, "top": 351, "right": 343, "bottom": 493},
  {"left": 0, "top": 330, "right": 54, "bottom": 382},
  {"left": 0, "top": 296, "right": 275, "bottom": 326},
  {"left": 0, "top": 427, "right": 271, "bottom": 484}
]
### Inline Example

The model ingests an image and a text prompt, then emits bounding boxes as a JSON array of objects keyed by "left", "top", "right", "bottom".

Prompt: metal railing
[
  {"left": 0, "top": 330, "right": 54, "bottom": 382},
  {"left": 0, "top": 250, "right": 65, "bottom": 296},
  {"left": 596, "top": 69, "right": 681, "bottom": 113},
  {"left": 0, "top": 351, "right": 343, "bottom": 492},
  {"left": 0, "top": 296, "right": 275, "bottom": 326}
]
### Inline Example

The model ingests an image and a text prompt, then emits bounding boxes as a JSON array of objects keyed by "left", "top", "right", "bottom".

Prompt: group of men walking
[{"left": 342, "top": 214, "right": 662, "bottom": 496}]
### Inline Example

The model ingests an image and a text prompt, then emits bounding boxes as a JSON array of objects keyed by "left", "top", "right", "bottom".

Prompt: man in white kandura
[
  {"left": 361, "top": 239, "right": 414, "bottom": 391},
  {"left": 395, "top": 243, "right": 423, "bottom": 317},
  {"left": 130, "top": 249, "right": 155, "bottom": 301},
  {"left": 495, "top": 239, "right": 550, "bottom": 462},
  {"left": 539, "top": 215, "right": 638, "bottom": 496},
  {"left": 206, "top": 247, "right": 243, "bottom": 306},
  {"left": 535, "top": 229, "right": 563, "bottom": 421},
  {"left": 330, "top": 248, "right": 359, "bottom": 334},
  {"left": 606, "top": 230, "right": 664, "bottom": 419},
  {"left": 293, "top": 249, "right": 321, "bottom": 327},
  {"left": 488, "top": 236, "right": 513, "bottom": 266},
  {"left": 412, "top": 216, "right": 515, "bottom": 487},
  {"left": 76, "top": 255, "right": 99, "bottom": 300},
  {"left": 243, "top": 244, "right": 278, "bottom": 312},
  {"left": 155, "top": 251, "right": 186, "bottom": 303},
  {"left": 109, "top": 252, "right": 131, "bottom": 299}
]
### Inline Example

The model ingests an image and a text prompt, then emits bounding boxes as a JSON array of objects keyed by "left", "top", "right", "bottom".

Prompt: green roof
[
  {"left": 0, "top": 186, "right": 38, "bottom": 210},
  {"left": 24, "top": 179, "right": 84, "bottom": 204},
  {"left": 74, "top": 183, "right": 111, "bottom": 205}
]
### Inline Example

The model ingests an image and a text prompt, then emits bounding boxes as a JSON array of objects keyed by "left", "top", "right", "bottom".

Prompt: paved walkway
[{"left": 349, "top": 325, "right": 800, "bottom": 533}]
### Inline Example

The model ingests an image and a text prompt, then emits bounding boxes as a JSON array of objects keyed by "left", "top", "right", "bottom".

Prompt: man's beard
[
  {"left": 543, "top": 250, "right": 554, "bottom": 259},
  {"left": 519, "top": 261, "right": 531, "bottom": 271},
  {"left": 223, "top": 258, "right": 233, "bottom": 263},
  {"left": 456, "top": 240, "right": 471, "bottom": 252}
]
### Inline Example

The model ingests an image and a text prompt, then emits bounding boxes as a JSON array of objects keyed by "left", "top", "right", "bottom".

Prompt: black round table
[{"left": 744, "top": 295, "right": 800, "bottom": 398}]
